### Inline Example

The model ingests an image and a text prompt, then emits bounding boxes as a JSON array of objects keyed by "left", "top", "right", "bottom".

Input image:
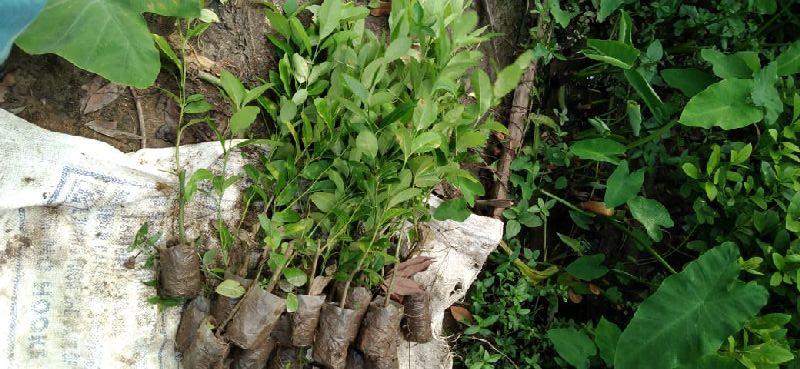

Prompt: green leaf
[
  {"left": 618, "top": 10, "right": 633, "bottom": 45},
  {"left": 604, "top": 161, "right": 644, "bottom": 208},
  {"left": 220, "top": 70, "right": 246, "bottom": 108},
  {"left": 216, "top": 279, "right": 246, "bottom": 298},
  {"left": 356, "top": 130, "right": 378, "bottom": 159},
  {"left": 751, "top": 63, "right": 783, "bottom": 125},
  {"left": 385, "top": 37, "right": 411, "bottom": 62},
  {"left": 286, "top": 292, "right": 299, "bottom": 313},
  {"left": 584, "top": 39, "right": 640, "bottom": 69},
  {"left": 597, "top": 0, "right": 623, "bottom": 22},
  {"left": 272, "top": 209, "right": 301, "bottom": 224},
  {"left": 626, "top": 100, "right": 642, "bottom": 136},
  {"left": 343, "top": 74, "right": 370, "bottom": 102},
  {"left": 185, "top": 168, "right": 214, "bottom": 201},
  {"left": 786, "top": 192, "right": 800, "bottom": 233},
  {"left": 549, "top": 0, "right": 577, "bottom": 28},
  {"left": 547, "top": 327, "right": 596, "bottom": 369},
  {"left": 229, "top": 106, "right": 260, "bottom": 134},
  {"left": 152, "top": 34, "right": 182, "bottom": 71},
  {"left": 624, "top": 69, "right": 666, "bottom": 122},
  {"left": 566, "top": 254, "right": 609, "bottom": 280},
  {"left": 614, "top": 243, "right": 769, "bottom": 369},
  {"left": 661, "top": 68, "right": 717, "bottom": 97},
  {"left": 388, "top": 188, "right": 421, "bottom": 209},
  {"left": 433, "top": 198, "right": 471, "bottom": 222},
  {"left": 283, "top": 267, "right": 308, "bottom": 287},
  {"left": 292, "top": 53, "right": 310, "bottom": 84},
  {"left": 16, "top": 0, "right": 201, "bottom": 88},
  {"left": 682, "top": 163, "right": 701, "bottom": 179},
  {"left": 627, "top": 196, "right": 673, "bottom": 241},
  {"left": 679, "top": 79, "right": 763, "bottom": 130},
  {"left": 776, "top": 40, "right": 800, "bottom": 76},
  {"left": 701, "top": 49, "right": 758, "bottom": 79},
  {"left": 595, "top": 317, "right": 621, "bottom": 367},
  {"left": 493, "top": 50, "right": 534, "bottom": 100},
  {"left": 310, "top": 192, "right": 336, "bottom": 213},
  {"left": 265, "top": 9, "right": 291, "bottom": 38},
  {"left": 318, "top": 0, "right": 342, "bottom": 40},
  {"left": 472, "top": 69, "right": 492, "bottom": 115},
  {"left": 569, "top": 138, "right": 626, "bottom": 164},
  {"left": 411, "top": 132, "right": 441, "bottom": 155},
  {"left": 456, "top": 131, "right": 487, "bottom": 152},
  {"left": 289, "top": 16, "right": 311, "bottom": 53}
]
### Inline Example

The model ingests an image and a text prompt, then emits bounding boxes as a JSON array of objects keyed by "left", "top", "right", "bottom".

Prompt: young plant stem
[
  {"left": 383, "top": 240, "right": 403, "bottom": 307},
  {"left": 266, "top": 243, "right": 295, "bottom": 292},
  {"left": 307, "top": 240, "right": 322, "bottom": 295}
]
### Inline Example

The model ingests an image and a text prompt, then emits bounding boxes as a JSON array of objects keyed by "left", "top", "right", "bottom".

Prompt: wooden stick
[{"left": 129, "top": 87, "right": 147, "bottom": 149}]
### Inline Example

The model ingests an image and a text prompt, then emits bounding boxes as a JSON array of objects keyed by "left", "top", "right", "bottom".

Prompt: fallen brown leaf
[
  {"left": 580, "top": 201, "right": 614, "bottom": 217},
  {"left": 81, "top": 77, "right": 121, "bottom": 115},
  {"left": 85, "top": 120, "right": 141, "bottom": 140},
  {"left": 450, "top": 305, "right": 474, "bottom": 323},
  {"left": 568, "top": 289, "right": 583, "bottom": 303},
  {"left": 589, "top": 283, "right": 601, "bottom": 295}
]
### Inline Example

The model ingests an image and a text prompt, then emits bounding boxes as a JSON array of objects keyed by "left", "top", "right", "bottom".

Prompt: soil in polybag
[
  {"left": 181, "top": 316, "right": 230, "bottom": 369},
  {"left": 356, "top": 298, "right": 403, "bottom": 369},
  {"left": 226, "top": 284, "right": 286, "bottom": 349},
  {"left": 211, "top": 274, "right": 252, "bottom": 323},
  {"left": 345, "top": 287, "right": 372, "bottom": 322},
  {"left": 401, "top": 291, "right": 432, "bottom": 343},
  {"left": 271, "top": 313, "right": 292, "bottom": 347},
  {"left": 345, "top": 347, "right": 366, "bottom": 369},
  {"left": 231, "top": 336, "right": 277, "bottom": 369},
  {"left": 158, "top": 242, "right": 203, "bottom": 298},
  {"left": 312, "top": 303, "right": 361, "bottom": 369},
  {"left": 175, "top": 295, "right": 211, "bottom": 353},
  {"left": 290, "top": 294, "right": 325, "bottom": 346},
  {"left": 267, "top": 345, "right": 304, "bottom": 369}
]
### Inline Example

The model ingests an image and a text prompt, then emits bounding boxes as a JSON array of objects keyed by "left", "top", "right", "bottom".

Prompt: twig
[{"left": 130, "top": 87, "right": 147, "bottom": 149}]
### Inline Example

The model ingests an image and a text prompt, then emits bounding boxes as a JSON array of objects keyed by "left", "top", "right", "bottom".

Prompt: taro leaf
[
  {"left": 752, "top": 63, "right": 784, "bottom": 125},
  {"left": 604, "top": 161, "right": 644, "bottom": 208},
  {"left": 597, "top": 0, "right": 623, "bottom": 22},
  {"left": 595, "top": 317, "right": 621, "bottom": 367},
  {"left": 356, "top": 129, "right": 379, "bottom": 159},
  {"left": 701, "top": 49, "right": 759, "bottom": 79},
  {"left": 679, "top": 79, "right": 763, "bottom": 130},
  {"left": 661, "top": 68, "right": 718, "bottom": 97},
  {"left": 216, "top": 279, "right": 246, "bottom": 298},
  {"left": 433, "top": 198, "right": 471, "bottom": 222},
  {"left": 627, "top": 196, "right": 673, "bottom": 241},
  {"left": 569, "top": 138, "right": 626, "bottom": 164},
  {"left": 0, "top": 0, "right": 46, "bottom": 63},
  {"left": 584, "top": 39, "right": 640, "bottom": 69},
  {"left": 16, "top": 0, "right": 202, "bottom": 88},
  {"left": 230, "top": 106, "right": 260, "bottom": 134},
  {"left": 566, "top": 254, "right": 609, "bottom": 281},
  {"left": 614, "top": 243, "right": 769, "bottom": 369},
  {"left": 547, "top": 327, "right": 596, "bottom": 369},
  {"left": 283, "top": 267, "right": 308, "bottom": 287},
  {"left": 776, "top": 40, "right": 800, "bottom": 76}
]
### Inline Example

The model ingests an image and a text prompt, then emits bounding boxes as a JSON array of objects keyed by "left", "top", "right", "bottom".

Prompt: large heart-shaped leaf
[
  {"left": 679, "top": 79, "right": 763, "bottom": 130},
  {"left": 614, "top": 243, "right": 768, "bottom": 369},
  {"left": 627, "top": 196, "right": 673, "bottom": 241},
  {"left": 604, "top": 161, "right": 644, "bottom": 208},
  {"left": 16, "top": 0, "right": 202, "bottom": 88}
]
